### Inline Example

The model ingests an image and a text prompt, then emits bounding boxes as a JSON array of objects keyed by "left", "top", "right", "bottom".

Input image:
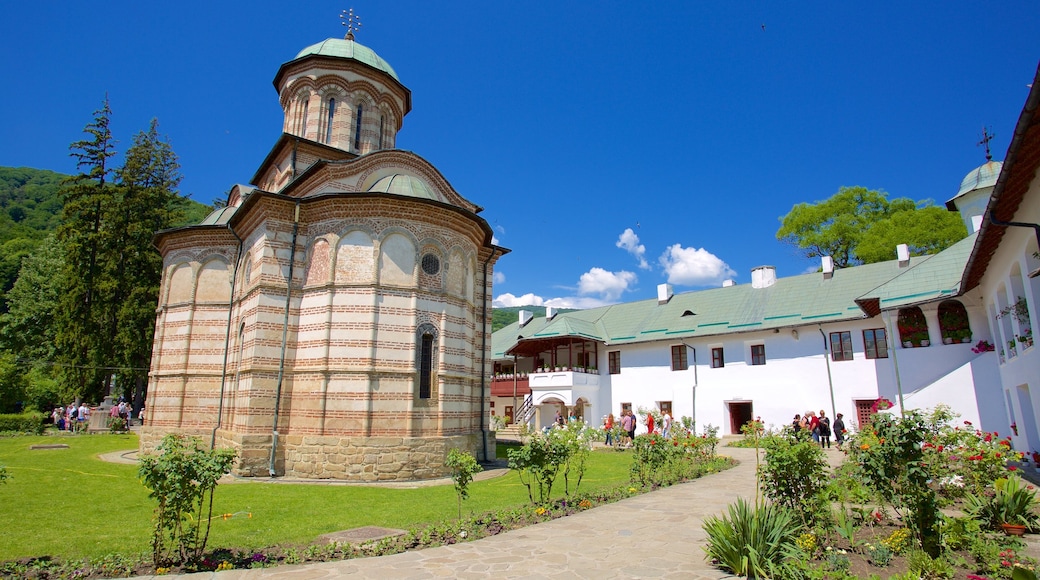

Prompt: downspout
[
  {"left": 478, "top": 248, "right": 498, "bottom": 462},
  {"left": 269, "top": 200, "right": 301, "bottom": 476},
  {"left": 817, "top": 327, "right": 837, "bottom": 421},
  {"left": 881, "top": 310, "right": 907, "bottom": 417},
  {"left": 682, "top": 342, "right": 698, "bottom": 431},
  {"left": 987, "top": 214, "right": 1040, "bottom": 266},
  {"left": 290, "top": 139, "right": 298, "bottom": 180},
  {"left": 211, "top": 224, "right": 243, "bottom": 449}
]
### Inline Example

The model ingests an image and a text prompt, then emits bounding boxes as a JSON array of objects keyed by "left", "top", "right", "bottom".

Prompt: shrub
[
  {"left": 846, "top": 410, "right": 942, "bottom": 557},
  {"left": 759, "top": 427, "right": 829, "bottom": 527},
  {"left": 703, "top": 498, "right": 800, "bottom": 578},
  {"left": 444, "top": 448, "right": 482, "bottom": 519},
  {"left": 0, "top": 411, "right": 45, "bottom": 434},
  {"left": 138, "top": 434, "right": 237, "bottom": 567},
  {"left": 965, "top": 473, "right": 1040, "bottom": 530}
]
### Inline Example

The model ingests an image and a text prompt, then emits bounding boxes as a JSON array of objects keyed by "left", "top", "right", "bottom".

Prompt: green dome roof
[
  {"left": 368, "top": 174, "right": 443, "bottom": 202},
  {"left": 294, "top": 38, "right": 399, "bottom": 81},
  {"left": 957, "top": 160, "right": 1002, "bottom": 196}
]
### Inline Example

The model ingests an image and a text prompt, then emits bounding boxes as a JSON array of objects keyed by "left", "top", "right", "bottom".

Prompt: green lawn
[{"left": 0, "top": 434, "right": 635, "bottom": 561}]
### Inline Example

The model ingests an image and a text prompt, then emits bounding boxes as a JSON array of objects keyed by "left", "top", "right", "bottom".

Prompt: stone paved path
[{"left": 133, "top": 446, "right": 769, "bottom": 579}]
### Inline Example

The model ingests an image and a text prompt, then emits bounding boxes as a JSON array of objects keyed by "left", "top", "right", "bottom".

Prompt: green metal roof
[
  {"left": 491, "top": 236, "right": 978, "bottom": 360},
  {"left": 293, "top": 38, "right": 400, "bottom": 81},
  {"left": 856, "top": 232, "right": 978, "bottom": 311},
  {"left": 367, "top": 174, "right": 444, "bottom": 202}
]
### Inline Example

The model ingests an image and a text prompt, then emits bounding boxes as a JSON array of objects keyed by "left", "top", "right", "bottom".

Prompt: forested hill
[{"left": 0, "top": 166, "right": 213, "bottom": 310}]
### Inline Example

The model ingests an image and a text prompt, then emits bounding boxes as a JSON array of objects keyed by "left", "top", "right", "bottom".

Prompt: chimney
[
  {"left": 971, "top": 215, "right": 983, "bottom": 233},
  {"left": 751, "top": 265, "right": 777, "bottom": 289},
  {"left": 897, "top": 244, "right": 910, "bottom": 267},
  {"left": 722, "top": 279, "right": 735, "bottom": 287},
  {"left": 545, "top": 306, "right": 557, "bottom": 320},
  {"left": 821, "top": 256, "right": 834, "bottom": 280},
  {"left": 657, "top": 283, "right": 674, "bottom": 304},
  {"left": 519, "top": 310, "right": 533, "bottom": 327}
]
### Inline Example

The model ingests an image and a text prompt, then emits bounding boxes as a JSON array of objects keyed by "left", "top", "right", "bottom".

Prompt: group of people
[
  {"left": 791, "top": 409, "right": 847, "bottom": 449},
  {"left": 51, "top": 400, "right": 141, "bottom": 432},
  {"left": 602, "top": 409, "right": 673, "bottom": 448},
  {"left": 52, "top": 402, "right": 91, "bottom": 432}
]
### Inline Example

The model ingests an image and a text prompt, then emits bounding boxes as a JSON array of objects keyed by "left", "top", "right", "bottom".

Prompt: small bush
[
  {"left": 703, "top": 498, "right": 800, "bottom": 578},
  {"left": 0, "top": 411, "right": 45, "bottom": 434}
]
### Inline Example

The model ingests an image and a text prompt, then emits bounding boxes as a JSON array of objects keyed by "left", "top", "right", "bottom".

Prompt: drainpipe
[
  {"left": 987, "top": 214, "right": 1040, "bottom": 277},
  {"left": 817, "top": 327, "right": 837, "bottom": 421},
  {"left": 682, "top": 342, "right": 698, "bottom": 432},
  {"left": 269, "top": 200, "right": 301, "bottom": 477},
  {"left": 881, "top": 310, "right": 907, "bottom": 417},
  {"left": 478, "top": 248, "right": 498, "bottom": 462},
  {"left": 211, "top": 224, "right": 243, "bottom": 449}
]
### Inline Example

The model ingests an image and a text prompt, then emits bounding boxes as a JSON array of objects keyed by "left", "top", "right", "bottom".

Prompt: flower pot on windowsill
[
  {"left": 920, "top": 339, "right": 930, "bottom": 347},
  {"left": 903, "top": 341, "right": 913, "bottom": 348},
  {"left": 943, "top": 337, "right": 953, "bottom": 345}
]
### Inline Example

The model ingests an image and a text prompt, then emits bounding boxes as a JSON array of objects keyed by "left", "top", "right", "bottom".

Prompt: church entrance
[{"left": 728, "top": 401, "right": 753, "bottom": 435}]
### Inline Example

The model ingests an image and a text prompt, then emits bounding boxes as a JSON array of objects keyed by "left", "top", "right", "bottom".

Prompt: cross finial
[
  {"left": 340, "top": 8, "right": 362, "bottom": 41},
  {"left": 977, "top": 126, "right": 995, "bottom": 162}
]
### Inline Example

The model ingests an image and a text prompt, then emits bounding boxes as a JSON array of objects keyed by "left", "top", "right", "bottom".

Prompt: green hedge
[{"left": 0, "top": 412, "right": 46, "bottom": 434}]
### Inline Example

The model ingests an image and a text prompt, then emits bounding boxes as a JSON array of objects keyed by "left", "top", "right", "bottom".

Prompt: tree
[
  {"left": 776, "top": 186, "right": 967, "bottom": 268},
  {"left": 0, "top": 235, "right": 63, "bottom": 365},
  {"left": 107, "top": 119, "right": 183, "bottom": 401},
  {"left": 55, "top": 97, "right": 117, "bottom": 401}
]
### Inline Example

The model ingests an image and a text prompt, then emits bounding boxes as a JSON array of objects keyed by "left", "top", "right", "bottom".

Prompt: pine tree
[
  {"left": 56, "top": 97, "right": 117, "bottom": 401},
  {"left": 109, "top": 119, "right": 183, "bottom": 402}
]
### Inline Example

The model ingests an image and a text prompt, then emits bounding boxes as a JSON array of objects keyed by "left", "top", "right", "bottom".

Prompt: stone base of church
[{"left": 140, "top": 426, "right": 496, "bottom": 482}]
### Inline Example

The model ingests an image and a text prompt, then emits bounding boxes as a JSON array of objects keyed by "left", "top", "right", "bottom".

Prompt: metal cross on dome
[
  {"left": 341, "top": 8, "right": 362, "bottom": 40},
  {"left": 977, "top": 126, "right": 995, "bottom": 162}
]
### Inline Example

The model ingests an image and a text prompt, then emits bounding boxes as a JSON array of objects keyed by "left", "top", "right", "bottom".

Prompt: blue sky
[{"left": 0, "top": 2, "right": 1035, "bottom": 309}]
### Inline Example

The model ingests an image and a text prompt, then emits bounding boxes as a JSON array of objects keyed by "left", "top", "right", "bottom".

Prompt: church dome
[
  {"left": 293, "top": 38, "right": 400, "bottom": 81},
  {"left": 367, "top": 174, "right": 442, "bottom": 202},
  {"left": 957, "top": 160, "right": 1002, "bottom": 196}
]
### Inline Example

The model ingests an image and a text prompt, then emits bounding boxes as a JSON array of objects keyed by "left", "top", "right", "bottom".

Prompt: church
[{"left": 141, "top": 26, "right": 507, "bottom": 481}]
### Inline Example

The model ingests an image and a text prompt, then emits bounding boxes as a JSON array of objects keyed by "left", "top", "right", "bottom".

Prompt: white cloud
[
  {"left": 493, "top": 271, "right": 506, "bottom": 284},
  {"left": 616, "top": 228, "right": 650, "bottom": 270},
  {"left": 545, "top": 296, "right": 615, "bottom": 309},
  {"left": 577, "top": 267, "right": 637, "bottom": 301},
  {"left": 658, "top": 244, "right": 736, "bottom": 287},
  {"left": 491, "top": 234, "right": 500, "bottom": 245},
  {"left": 493, "top": 292, "right": 544, "bottom": 307}
]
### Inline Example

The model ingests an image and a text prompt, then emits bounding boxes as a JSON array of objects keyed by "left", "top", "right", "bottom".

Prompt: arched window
[
  {"left": 379, "top": 115, "right": 385, "bottom": 149},
  {"left": 896, "top": 306, "right": 930, "bottom": 348},
  {"left": 353, "top": 104, "right": 363, "bottom": 151},
  {"left": 416, "top": 323, "right": 438, "bottom": 400},
  {"left": 324, "top": 98, "right": 336, "bottom": 144},
  {"left": 938, "top": 300, "right": 972, "bottom": 344},
  {"left": 299, "top": 97, "right": 309, "bottom": 136}
]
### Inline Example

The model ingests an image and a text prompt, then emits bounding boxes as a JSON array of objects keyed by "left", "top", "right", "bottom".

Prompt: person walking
[
  {"left": 646, "top": 412, "right": 655, "bottom": 436},
  {"left": 604, "top": 414, "right": 615, "bottom": 446},
  {"left": 833, "top": 413, "right": 847, "bottom": 450},
  {"left": 818, "top": 409, "right": 832, "bottom": 448}
]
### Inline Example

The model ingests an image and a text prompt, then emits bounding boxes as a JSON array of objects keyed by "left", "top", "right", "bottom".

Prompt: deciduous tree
[{"left": 776, "top": 186, "right": 967, "bottom": 267}]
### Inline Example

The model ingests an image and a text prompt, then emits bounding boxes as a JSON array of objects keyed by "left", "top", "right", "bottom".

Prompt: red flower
[
  {"left": 650, "top": 440, "right": 656, "bottom": 445},
  {"left": 1009, "top": 466, "right": 1019, "bottom": 471},
  {"left": 938, "top": 445, "right": 944, "bottom": 452}
]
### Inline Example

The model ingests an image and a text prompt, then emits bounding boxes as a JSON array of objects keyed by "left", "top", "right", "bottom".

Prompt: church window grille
[
  {"left": 354, "top": 104, "right": 363, "bottom": 151},
  {"left": 325, "top": 98, "right": 336, "bottom": 144},
  {"left": 416, "top": 324, "right": 438, "bottom": 399},
  {"left": 421, "top": 253, "right": 440, "bottom": 275}
]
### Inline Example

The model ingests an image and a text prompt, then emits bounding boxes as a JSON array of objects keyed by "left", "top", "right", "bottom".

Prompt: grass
[{"left": 0, "top": 434, "right": 636, "bottom": 562}]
